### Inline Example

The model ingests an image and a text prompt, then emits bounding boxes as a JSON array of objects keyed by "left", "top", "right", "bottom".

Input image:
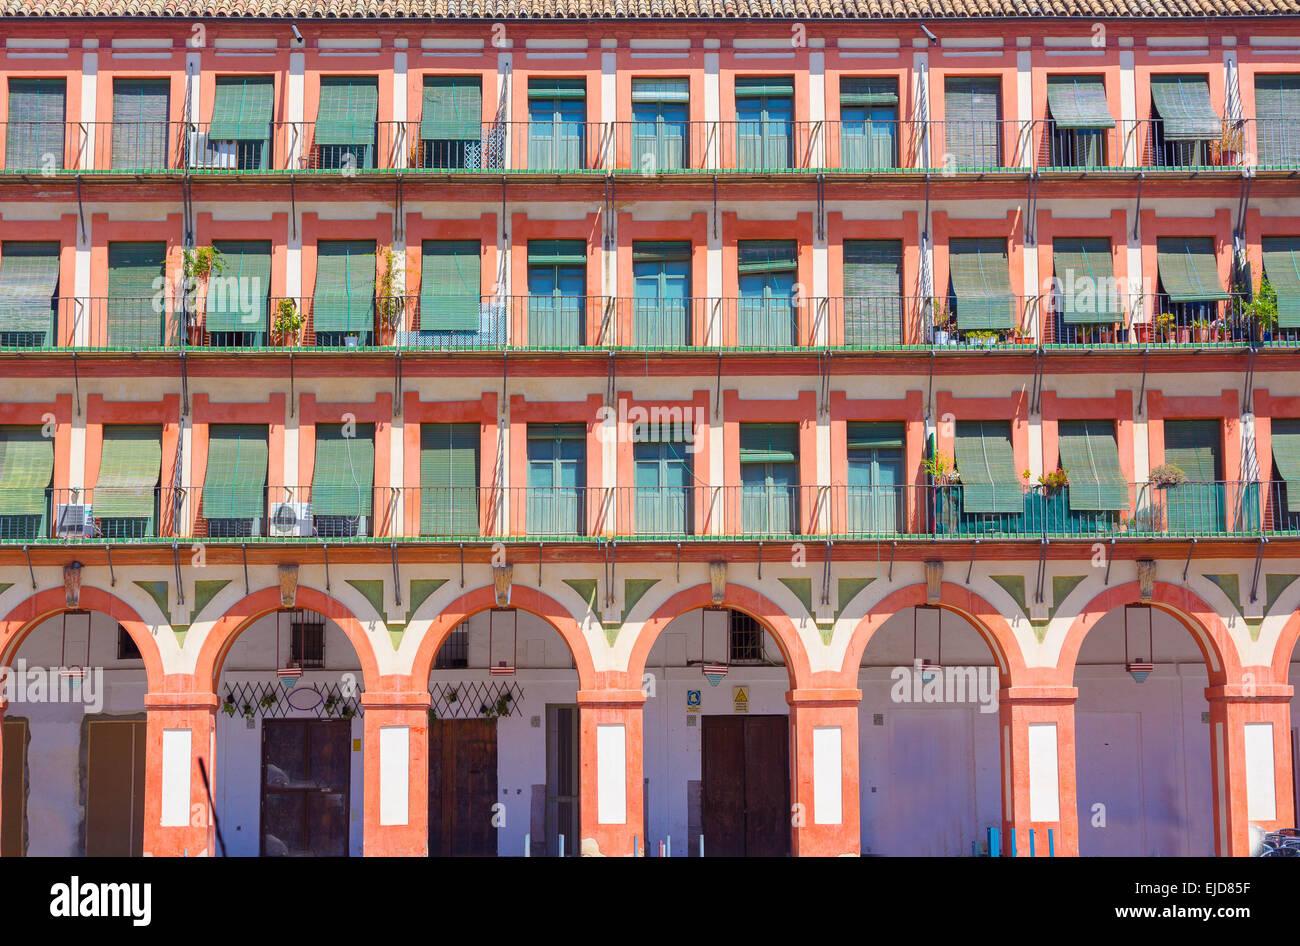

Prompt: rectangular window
[
  {"left": 728, "top": 611, "right": 764, "bottom": 664},
  {"left": 842, "top": 239, "right": 902, "bottom": 347},
  {"left": 527, "top": 240, "right": 586, "bottom": 348},
  {"left": 117, "top": 624, "right": 142, "bottom": 661},
  {"left": 948, "top": 238, "right": 1014, "bottom": 333},
  {"left": 290, "top": 611, "right": 326, "bottom": 669},
  {"left": 846, "top": 422, "right": 904, "bottom": 534},
  {"left": 953, "top": 420, "right": 1022, "bottom": 516},
  {"left": 944, "top": 77, "right": 1001, "bottom": 169},
  {"left": 528, "top": 78, "right": 586, "bottom": 171},
  {"left": 1261, "top": 236, "right": 1300, "bottom": 330},
  {"left": 313, "top": 240, "right": 376, "bottom": 344},
  {"left": 1149, "top": 74, "right": 1220, "bottom": 167},
  {"left": 0, "top": 241, "right": 59, "bottom": 347},
  {"left": 6, "top": 77, "right": 65, "bottom": 170},
  {"left": 526, "top": 423, "right": 586, "bottom": 535},
  {"left": 420, "top": 76, "right": 484, "bottom": 169},
  {"left": 735, "top": 76, "right": 793, "bottom": 170},
  {"left": 737, "top": 239, "right": 797, "bottom": 348},
  {"left": 1056, "top": 419, "right": 1128, "bottom": 513},
  {"left": 419, "top": 240, "right": 481, "bottom": 337},
  {"left": 631, "top": 78, "right": 689, "bottom": 171},
  {"left": 1155, "top": 236, "right": 1229, "bottom": 331},
  {"left": 839, "top": 77, "right": 898, "bottom": 169},
  {"left": 633, "top": 438, "right": 692, "bottom": 536},
  {"left": 632, "top": 241, "right": 691, "bottom": 347},
  {"left": 315, "top": 76, "right": 378, "bottom": 170},
  {"left": 203, "top": 424, "right": 268, "bottom": 537},
  {"left": 95, "top": 425, "right": 162, "bottom": 539},
  {"left": 739, "top": 422, "right": 799, "bottom": 535},
  {"left": 311, "top": 423, "right": 375, "bottom": 537},
  {"left": 1255, "top": 74, "right": 1300, "bottom": 169},
  {"left": 207, "top": 240, "right": 272, "bottom": 346},
  {"left": 434, "top": 622, "right": 469, "bottom": 669},
  {"left": 0, "top": 425, "right": 52, "bottom": 541},
  {"left": 1162, "top": 419, "right": 1225, "bottom": 534},
  {"left": 420, "top": 422, "right": 479, "bottom": 537},
  {"left": 1046, "top": 75, "right": 1113, "bottom": 167},
  {"left": 106, "top": 241, "right": 167, "bottom": 349},
  {"left": 206, "top": 75, "right": 274, "bottom": 170},
  {"left": 1052, "top": 237, "right": 1122, "bottom": 336},
  {"left": 1271, "top": 418, "right": 1300, "bottom": 528},
  {"left": 111, "top": 78, "right": 170, "bottom": 169}
]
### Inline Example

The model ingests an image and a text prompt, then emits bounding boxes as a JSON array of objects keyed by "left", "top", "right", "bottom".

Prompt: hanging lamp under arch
[{"left": 1124, "top": 603, "right": 1155, "bottom": 683}]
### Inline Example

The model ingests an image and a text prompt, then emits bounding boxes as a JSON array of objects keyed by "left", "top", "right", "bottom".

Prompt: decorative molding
[
  {"left": 277, "top": 563, "right": 299, "bottom": 609},
  {"left": 709, "top": 561, "right": 726, "bottom": 604},
  {"left": 63, "top": 562, "right": 82, "bottom": 609},
  {"left": 1137, "top": 560, "right": 1156, "bottom": 602},
  {"left": 925, "top": 561, "right": 943, "bottom": 604},
  {"left": 493, "top": 564, "right": 513, "bottom": 608}
]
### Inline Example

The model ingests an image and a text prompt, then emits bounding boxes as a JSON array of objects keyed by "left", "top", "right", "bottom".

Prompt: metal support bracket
[
  {"left": 1242, "top": 346, "right": 1255, "bottom": 414},
  {"left": 815, "top": 172, "right": 826, "bottom": 242},
  {"left": 712, "top": 173, "right": 719, "bottom": 240},
  {"left": 171, "top": 542, "right": 185, "bottom": 606},
  {"left": 714, "top": 352, "right": 723, "bottom": 419},
  {"left": 1131, "top": 170, "right": 1144, "bottom": 241},
  {"left": 22, "top": 545, "right": 35, "bottom": 589},
  {"left": 1030, "top": 346, "right": 1044, "bottom": 415},
  {"left": 818, "top": 350, "right": 831, "bottom": 417},
  {"left": 606, "top": 351, "right": 616, "bottom": 407},
  {"left": 887, "top": 540, "right": 897, "bottom": 583},
  {"left": 675, "top": 541, "right": 682, "bottom": 583},
  {"left": 1034, "top": 539, "right": 1048, "bottom": 604},
  {"left": 538, "top": 542, "right": 543, "bottom": 585},
  {"left": 322, "top": 542, "right": 331, "bottom": 593},
  {"left": 179, "top": 349, "right": 190, "bottom": 417},
  {"left": 288, "top": 352, "right": 296, "bottom": 417},
  {"left": 106, "top": 545, "right": 117, "bottom": 587},
  {"left": 756, "top": 541, "right": 763, "bottom": 581},
  {"left": 391, "top": 543, "right": 402, "bottom": 608},
  {"left": 966, "top": 538, "right": 981, "bottom": 586},
  {"left": 459, "top": 542, "right": 465, "bottom": 588},
  {"left": 393, "top": 349, "right": 403, "bottom": 417},
  {"left": 241, "top": 542, "right": 250, "bottom": 596},
  {"left": 72, "top": 351, "right": 81, "bottom": 416},
  {"left": 820, "top": 541, "right": 833, "bottom": 607},
  {"left": 1136, "top": 348, "right": 1149, "bottom": 417},
  {"left": 925, "top": 348, "right": 936, "bottom": 423},
  {"left": 394, "top": 175, "right": 404, "bottom": 243},
  {"left": 603, "top": 175, "right": 615, "bottom": 251},
  {"left": 289, "top": 175, "right": 298, "bottom": 241},
  {"left": 500, "top": 178, "right": 508, "bottom": 243},
  {"left": 603, "top": 540, "right": 617, "bottom": 609},
  {"left": 1024, "top": 170, "right": 1039, "bottom": 247},
  {"left": 1182, "top": 539, "right": 1198, "bottom": 583},
  {"left": 75, "top": 174, "right": 87, "bottom": 245},
  {"left": 1250, "top": 537, "right": 1267, "bottom": 603},
  {"left": 1103, "top": 538, "right": 1116, "bottom": 585}
]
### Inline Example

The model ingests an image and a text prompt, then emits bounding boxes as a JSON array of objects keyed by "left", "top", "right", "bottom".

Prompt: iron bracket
[
  {"left": 967, "top": 538, "right": 981, "bottom": 586},
  {"left": 1034, "top": 539, "right": 1048, "bottom": 604},
  {"left": 22, "top": 545, "right": 35, "bottom": 589},
  {"left": 106, "top": 545, "right": 116, "bottom": 586},
  {"left": 1136, "top": 348, "right": 1149, "bottom": 417},
  {"left": 1182, "top": 539, "right": 1198, "bottom": 583},
  {"left": 1250, "top": 537, "right": 1267, "bottom": 603},
  {"left": 820, "top": 540, "right": 833, "bottom": 607},
  {"left": 459, "top": 542, "right": 465, "bottom": 588},
  {"left": 72, "top": 351, "right": 81, "bottom": 416},
  {"left": 757, "top": 541, "right": 763, "bottom": 581},
  {"left": 887, "top": 540, "right": 898, "bottom": 583},
  {"left": 1103, "top": 537, "right": 1116, "bottom": 586},
  {"left": 393, "top": 349, "right": 403, "bottom": 417},
  {"left": 171, "top": 542, "right": 185, "bottom": 606},
  {"left": 322, "top": 542, "right": 331, "bottom": 593},
  {"left": 391, "top": 542, "right": 402, "bottom": 608}
]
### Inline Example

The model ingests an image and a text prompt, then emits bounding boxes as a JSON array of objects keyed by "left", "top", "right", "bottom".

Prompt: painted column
[
  {"left": 577, "top": 687, "right": 645, "bottom": 856},
  {"left": 141, "top": 690, "right": 218, "bottom": 857},
  {"left": 788, "top": 688, "right": 861, "bottom": 856},
  {"left": 360, "top": 688, "right": 430, "bottom": 856},
  {"left": 999, "top": 685, "right": 1078, "bottom": 857},
  {"left": 1205, "top": 682, "right": 1295, "bottom": 856}
]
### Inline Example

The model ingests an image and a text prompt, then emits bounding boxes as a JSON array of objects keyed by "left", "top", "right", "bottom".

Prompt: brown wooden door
[
  {"left": 260, "top": 719, "right": 351, "bottom": 857},
  {"left": 701, "top": 714, "right": 791, "bottom": 857},
  {"left": 2, "top": 719, "right": 27, "bottom": 857},
  {"left": 428, "top": 719, "right": 498, "bottom": 856},
  {"left": 85, "top": 718, "right": 146, "bottom": 857}
]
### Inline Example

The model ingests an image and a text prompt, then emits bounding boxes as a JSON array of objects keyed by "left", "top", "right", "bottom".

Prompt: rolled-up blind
[
  {"left": 207, "top": 240, "right": 271, "bottom": 334},
  {"left": 95, "top": 425, "right": 161, "bottom": 519},
  {"left": 203, "top": 424, "right": 268, "bottom": 519},
  {"left": 1150, "top": 75, "right": 1220, "bottom": 140},
  {"left": 209, "top": 75, "right": 274, "bottom": 141},
  {"left": 949, "top": 237, "right": 1014, "bottom": 330},
  {"left": 740, "top": 423, "right": 798, "bottom": 464},
  {"left": 0, "top": 425, "right": 52, "bottom": 517},
  {"left": 1156, "top": 236, "right": 1229, "bottom": 303},
  {"left": 420, "top": 240, "right": 480, "bottom": 332},
  {"left": 1262, "top": 236, "right": 1300, "bottom": 328},
  {"left": 420, "top": 76, "right": 482, "bottom": 141},
  {"left": 1046, "top": 75, "right": 1115, "bottom": 129},
  {"left": 954, "top": 419, "right": 1022, "bottom": 514},
  {"left": 1053, "top": 237, "right": 1121, "bottom": 323},
  {"left": 0, "top": 241, "right": 59, "bottom": 339},
  {"left": 5, "top": 77, "right": 65, "bottom": 169},
  {"left": 1057, "top": 419, "right": 1128, "bottom": 512},
  {"left": 312, "top": 423, "right": 375, "bottom": 516},
  {"left": 313, "top": 240, "right": 375, "bottom": 334},
  {"left": 315, "top": 76, "right": 378, "bottom": 145}
]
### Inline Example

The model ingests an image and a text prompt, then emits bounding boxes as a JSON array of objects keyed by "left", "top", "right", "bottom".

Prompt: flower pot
[
  {"left": 1135, "top": 323, "right": 1153, "bottom": 344},
  {"left": 932, "top": 329, "right": 950, "bottom": 346},
  {"left": 1176, "top": 326, "right": 1191, "bottom": 344}
]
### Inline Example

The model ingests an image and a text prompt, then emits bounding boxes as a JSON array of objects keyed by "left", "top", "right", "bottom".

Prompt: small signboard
[
  {"left": 732, "top": 685, "right": 749, "bottom": 714},
  {"left": 686, "top": 689, "right": 702, "bottom": 713}
]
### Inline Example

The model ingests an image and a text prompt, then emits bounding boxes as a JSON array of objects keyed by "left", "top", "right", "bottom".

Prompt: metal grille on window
[
  {"left": 289, "top": 610, "right": 325, "bottom": 669},
  {"left": 434, "top": 621, "right": 469, "bottom": 669},
  {"left": 728, "top": 610, "right": 764, "bottom": 663}
]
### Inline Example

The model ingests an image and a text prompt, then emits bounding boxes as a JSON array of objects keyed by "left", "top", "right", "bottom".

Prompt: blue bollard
[
  {"left": 524, "top": 833, "right": 530, "bottom": 857},
  {"left": 1010, "top": 829, "right": 1017, "bottom": 858},
  {"left": 559, "top": 833, "right": 565, "bottom": 858},
  {"left": 1029, "top": 828, "right": 1035, "bottom": 857},
  {"left": 988, "top": 826, "right": 1001, "bottom": 858},
  {"left": 1049, "top": 828, "right": 1055, "bottom": 858},
  {"left": 633, "top": 835, "right": 638, "bottom": 858}
]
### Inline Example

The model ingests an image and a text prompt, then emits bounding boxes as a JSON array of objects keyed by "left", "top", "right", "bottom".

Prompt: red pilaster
[
  {"left": 360, "top": 689, "right": 431, "bottom": 857},
  {"left": 577, "top": 687, "right": 645, "bottom": 856},
  {"left": 789, "top": 687, "right": 861, "bottom": 857},
  {"left": 999, "top": 686, "right": 1078, "bottom": 857},
  {"left": 142, "top": 690, "right": 218, "bottom": 857}
]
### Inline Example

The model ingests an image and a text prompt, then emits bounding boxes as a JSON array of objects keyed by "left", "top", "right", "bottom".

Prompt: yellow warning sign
[{"left": 732, "top": 685, "right": 749, "bottom": 713}]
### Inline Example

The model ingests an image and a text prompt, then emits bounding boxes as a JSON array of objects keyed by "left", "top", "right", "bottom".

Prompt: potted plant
[
  {"left": 376, "top": 246, "right": 407, "bottom": 344},
  {"left": 923, "top": 452, "right": 960, "bottom": 486},
  {"left": 260, "top": 692, "right": 277, "bottom": 710},
  {"left": 1191, "top": 318, "right": 1210, "bottom": 343},
  {"left": 273, "top": 297, "right": 304, "bottom": 345},
  {"left": 1148, "top": 464, "right": 1188, "bottom": 488},
  {"left": 930, "top": 301, "right": 953, "bottom": 346},
  {"left": 1152, "top": 310, "right": 1176, "bottom": 344},
  {"left": 182, "top": 245, "right": 226, "bottom": 342},
  {"left": 1038, "top": 469, "right": 1069, "bottom": 493},
  {"left": 1240, "top": 275, "right": 1278, "bottom": 343}
]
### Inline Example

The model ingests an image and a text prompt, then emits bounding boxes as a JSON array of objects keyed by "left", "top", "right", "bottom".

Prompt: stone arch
[
  {"left": 1057, "top": 580, "right": 1240, "bottom": 686},
  {"left": 0, "top": 586, "right": 166, "bottom": 690},
  {"left": 627, "top": 582, "right": 815, "bottom": 691},
  {"left": 409, "top": 584, "right": 599, "bottom": 690},
  {"left": 839, "top": 582, "right": 1028, "bottom": 687},
  {"left": 194, "top": 586, "right": 384, "bottom": 692}
]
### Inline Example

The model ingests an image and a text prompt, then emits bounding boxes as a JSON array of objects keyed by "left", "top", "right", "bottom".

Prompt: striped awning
[
  {"left": 0, "top": 241, "right": 59, "bottom": 338},
  {"left": 1157, "top": 237, "right": 1229, "bottom": 303},
  {"left": 203, "top": 424, "right": 268, "bottom": 519},
  {"left": 1150, "top": 75, "right": 1220, "bottom": 140},
  {"left": 1272, "top": 418, "right": 1300, "bottom": 514},
  {"left": 0, "top": 426, "right": 52, "bottom": 518},
  {"left": 949, "top": 238, "right": 1015, "bottom": 330}
]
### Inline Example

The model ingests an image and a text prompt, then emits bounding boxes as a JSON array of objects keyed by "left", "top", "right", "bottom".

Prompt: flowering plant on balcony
[
  {"left": 924, "top": 452, "right": 960, "bottom": 485},
  {"left": 1148, "top": 464, "right": 1188, "bottom": 488},
  {"left": 273, "top": 297, "right": 303, "bottom": 344},
  {"left": 1038, "top": 469, "right": 1070, "bottom": 493},
  {"left": 1239, "top": 276, "right": 1278, "bottom": 337}
]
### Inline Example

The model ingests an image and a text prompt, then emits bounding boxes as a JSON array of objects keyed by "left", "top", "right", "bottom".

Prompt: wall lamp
[
  {"left": 290, "top": 24, "right": 304, "bottom": 44},
  {"left": 919, "top": 24, "right": 938, "bottom": 42}
]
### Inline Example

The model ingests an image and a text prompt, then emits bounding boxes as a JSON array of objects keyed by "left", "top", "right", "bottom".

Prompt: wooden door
[
  {"left": 85, "top": 718, "right": 145, "bottom": 857},
  {"left": 2, "top": 719, "right": 26, "bottom": 857},
  {"left": 260, "top": 719, "right": 351, "bottom": 857},
  {"left": 701, "top": 714, "right": 791, "bottom": 857},
  {"left": 429, "top": 719, "right": 498, "bottom": 856},
  {"left": 545, "top": 704, "right": 580, "bottom": 856}
]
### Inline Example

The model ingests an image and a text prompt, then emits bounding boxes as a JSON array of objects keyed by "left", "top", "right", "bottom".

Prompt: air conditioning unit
[
  {"left": 55, "top": 503, "right": 95, "bottom": 538},
  {"left": 268, "top": 501, "right": 312, "bottom": 537},
  {"left": 187, "top": 131, "right": 237, "bottom": 169}
]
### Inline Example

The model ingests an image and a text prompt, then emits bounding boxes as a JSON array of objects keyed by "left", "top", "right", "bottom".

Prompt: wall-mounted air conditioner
[
  {"left": 268, "top": 502, "right": 312, "bottom": 537},
  {"left": 55, "top": 503, "right": 95, "bottom": 538},
  {"left": 187, "top": 131, "right": 237, "bottom": 169}
]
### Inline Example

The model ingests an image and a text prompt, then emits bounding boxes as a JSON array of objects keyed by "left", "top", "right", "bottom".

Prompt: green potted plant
[
  {"left": 1191, "top": 318, "right": 1210, "bottom": 343},
  {"left": 260, "top": 692, "right": 277, "bottom": 710},
  {"left": 930, "top": 300, "right": 953, "bottom": 346},
  {"left": 1152, "top": 310, "right": 1175, "bottom": 343},
  {"left": 182, "top": 245, "right": 226, "bottom": 342},
  {"left": 273, "top": 297, "right": 304, "bottom": 345},
  {"left": 375, "top": 246, "right": 407, "bottom": 344},
  {"left": 1240, "top": 275, "right": 1278, "bottom": 343},
  {"left": 1038, "top": 469, "right": 1069, "bottom": 493},
  {"left": 1148, "top": 464, "right": 1187, "bottom": 488}
]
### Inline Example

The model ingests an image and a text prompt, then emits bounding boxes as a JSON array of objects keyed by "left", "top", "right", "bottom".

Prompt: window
[
  {"left": 1046, "top": 75, "right": 1113, "bottom": 167},
  {"left": 111, "top": 78, "right": 169, "bottom": 170},
  {"left": 312, "top": 423, "right": 375, "bottom": 537},
  {"left": 290, "top": 611, "right": 325, "bottom": 669},
  {"left": 203, "top": 424, "right": 268, "bottom": 537},
  {"left": 434, "top": 622, "right": 469, "bottom": 669},
  {"left": 842, "top": 240, "right": 902, "bottom": 347},
  {"left": 117, "top": 624, "right": 141, "bottom": 661},
  {"left": 1255, "top": 75, "right": 1300, "bottom": 169},
  {"left": 953, "top": 420, "right": 1022, "bottom": 517},
  {"left": 528, "top": 78, "right": 586, "bottom": 171},
  {"left": 1271, "top": 418, "right": 1300, "bottom": 531},
  {"left": 5, "top": 77, "right": 65, "bottom": 170},
  {"left": 633, "top": 438, "right": 692, "bottom": 535},
  {"left": 0, "top": 425, "right": 52, "bottom": 540},
  {"left": 1056, "top": 419, "right": 1128, "bottom": 518},
  {"left": 944, "top": 77, "right": 1001, "bottom": 169},
  {"left": 948, "top": 238, "right": 1014, "bottom": 336},
  {"left": 728, "top": 610, "right": 765, "bottom": 663},
  {"left": 1261, "top": 237, "right": 1300, "bottom": 336},
  {"left": 735, "top": 77, "right": 793, "bottom": 170},
  {"left": 1149, "top": 74, "right": 1220, "bottom": 167},
  {"left": 0, "top": 241, "right": 59, "bottom": 347},
  {"left": 1155, "top": 236, "right": 1229, "bottom": 332},
  {"left": 1052, "top": 237, "right": 1122, "bottom": 342},
  {"left": 527, "top": 240, "right": 586, "bottom": 347},
  {"left": 631, "top": 78, "right": 689, "bottom": 171},
  {"left": 738, "top": 240, "right": 797, "bottom": 348},
  {"left": 632, "top": 241, "right": 691, "bottom": 346},
  {"left": 419, "top": 240, "right": 483, "bottom": 342},
  {"left": 846, "top": 422, "right": 904, "bottom": 534},
  {"left": 420, "top": 75, "right": 484, "bottom": 169},
  {"left": 207, "top": 240, "right": 271, "bottom": 346},
  {"left": 206, "top": 75, "right": 273, "bottom": 170},
  {"left": 839, "top": 77, "right": 898, "bottom": 169},
  {"left": 1162, "top": 419, "right": 1228, "bottom": 535},
  {"left": 96, "top": 425, "right": 162, "bottom": 539},
  {"left": 739, "top": 423, "right": 799, "bottom": 534},
  {"left": 315, "top": 76, "right": 378, "bottom": 170},
  {"left": 420, "top": 423, "right": 479, "bottom": 536},
  {"left": 313, "top": 240, "right": 376, "bottom": 345},
  {"left": 106, "top": 242, "right": 167, "bottom": 349},
  {"left": 526, "top": 423, "right": 585, "bottom": 535}
]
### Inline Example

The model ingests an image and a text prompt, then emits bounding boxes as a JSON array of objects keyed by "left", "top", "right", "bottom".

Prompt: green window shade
[
  {"left": 528, "top": 423, "right": 585, "bottom": 441},
  {"left": 843, "top": 240, "right": 902, "bottom": 345},
  {"left": 1150, "top": 75, "right": 1220, "bottom": 139},
  {"left": 847, "top": 422, "right": 904, "bottom": 451},
  {"left": 111, "top": 78, "right": 169, "bottom": 168},
  {"left": 1046, "top": 75, "right": 1114, "bottom": 129},
  {"left": 421, "top": 76, "right": 482, "bottom": 140},
  {"left": 1057, "top": 419, "right": 1127, "bottom": 512},
  {"left": 107, "top": 242, "right": 166, "bottom": 348},
  {"left": 954, "top": 420, "right": 1022, "bottom": 514},
  {"left": 1053, "top": 237, "right": 1121, "bottom": 323},
  {"left": 207, "top": 240, "right": 271, "bottom": 334},
  {"left": 632, "top": 241, "right": 691, "bottom": 264},
  {"left": 202, "top": 424, "right": 268, "bottom": 519},
  {"left": 0, "top": 425, "right": 52, "bottom": 518},
  {"left": 840, "top": 77, "right": 898, "bottom": 106},
  {"left": 1156, "top": 237, "right": 1229, "bottom": 303},
  {"left": 420, "top": 240, "right": 480, "bottom": 332},
  {"left": 528, "top": 78, "right": 585, "bottom": 99},
  {"left": 738, "top": 240, "right": 797, "bottom": 275},
  {"left": 313, "top": 240, "right": 375, "bottom": 334},
  {"left": 315, "top": 76, "right": 378, "bottom": 145},
  {"left": 1272, "top": 418, "right": 1300, "bottom": 513},
  {"left": 1262, "top": 236, "right": 1300, "bottom": 328},
  {"left": 949, "top": 238, "right": 1014, "bottom": 330},
  {"left": 740, "top": 423, "right": 798, "bottom": 464},
  {"left": 95, "top": 425, "right": 161, "bottom": 519},
  {"left": 631, "top": 78, "right": 689, "bottom": 103},
  {"left": 0, "top": 241, "right": 59, "bottom": 339},
  {"left": 944, "top": 77, "right": 1001, "bottom": 167},
  {"left": 1254, "top": 74, "right": 1300, "bottom": 167},
  {"left": 420, "top": 422, "right": 479, "bottom": 535},
  {"left": 1164, "top": 420, "right": 1221, "bottom": 481},
  {"left": 735, "top": 77, "right": 794, "bottom": 98},
  {"left": 209, "top": 75, "right": 274, "bottom": 141},
  {"left": 312, "top": 423, "right": 375, "bottom": 516},
  {"left": 527, "top": 240, "right": 586, "bottom": 266},
  {"left": 6, "top": 77, "right": 65, "bottom": 169}
]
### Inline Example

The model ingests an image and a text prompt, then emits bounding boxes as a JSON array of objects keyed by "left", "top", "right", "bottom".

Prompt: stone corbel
[
  {"left": 493, "top": 563, "right": 513, "bottom": 608},
  {"left": 925, "top": 560, "right": 943, "bottom": 604},
  {"left": 63, "top": 562, "right": 82, "bottom": 610},
  {"left": 1137, "top": 559, "right": 1156, "bottom": 603},
  {"left": 709, "top": 560, "right": 726, "bottom": 604},
  {"left": 278, "top": 563, "right": 299, "bottom": 609}
]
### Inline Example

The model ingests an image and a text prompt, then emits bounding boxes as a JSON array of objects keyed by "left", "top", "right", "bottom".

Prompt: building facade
[{"left": 1, "top": 0, "right": 1300, "bottom": 857}]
